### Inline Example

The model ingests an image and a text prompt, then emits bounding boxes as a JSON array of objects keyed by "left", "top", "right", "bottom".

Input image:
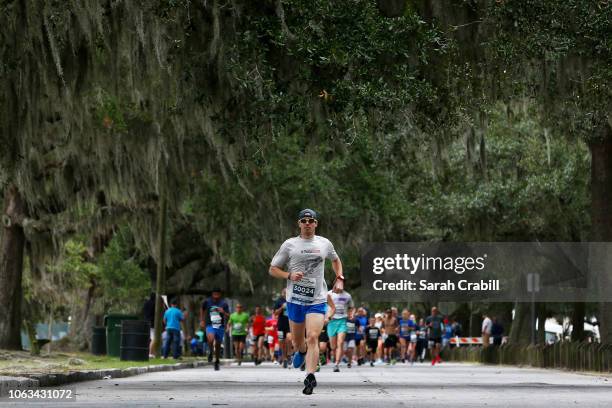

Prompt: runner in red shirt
[
  {"left": 265, "top": 315, "right": 279, "bottom": 363},
  {"left": 250, "top": 306, "right": 266, "bottom": 365}
]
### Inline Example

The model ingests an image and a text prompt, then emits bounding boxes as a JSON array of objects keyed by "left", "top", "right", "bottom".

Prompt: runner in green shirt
[{"left": 227, "top": 304, "right": 250, "bottom": 365}]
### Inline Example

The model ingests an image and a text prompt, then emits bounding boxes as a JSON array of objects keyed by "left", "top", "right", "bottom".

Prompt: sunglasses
[{"left": 299, "top": 218, "right": 317, "bottom": 224}]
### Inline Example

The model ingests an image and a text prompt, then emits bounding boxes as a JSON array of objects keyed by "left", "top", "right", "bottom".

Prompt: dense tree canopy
[{"left": 0, "top": 0, "right": 609, "bottom": 349}]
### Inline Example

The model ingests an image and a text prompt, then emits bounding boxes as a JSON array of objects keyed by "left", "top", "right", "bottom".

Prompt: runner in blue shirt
[
  {"left": 398, "top": 309, "right": 412, "bottom": 363},
  {"left": 200, "top": 288, "right": 230, "bottom": 371},
  {"left": 355, "top": 307, "right": 368, "bottom": 366}
]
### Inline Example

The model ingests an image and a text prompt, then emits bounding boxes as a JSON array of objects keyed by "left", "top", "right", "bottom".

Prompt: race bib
[
  {"left": 335, "top": 304, "right": 346, "bottom": 316},
  {"left": 346, "top": 322, "right": 356, "bottom": 334},
  {"left": 368, "top": 329, "right": 378, "bottom": 339},
  {"left": 267, "top": 335, "right": 274, "bottom": 344},
  {"left": 211, "top": 311, "right": 222, "bottom": 328},
  {"left": 292, "top": 277, "right": 316, "bottom": 303},
  {"left": 410, "top": 333, "right": 417, "bottom": 342},
  {"left": 233, "top": 322, "right": 243, "bottom": 331}
]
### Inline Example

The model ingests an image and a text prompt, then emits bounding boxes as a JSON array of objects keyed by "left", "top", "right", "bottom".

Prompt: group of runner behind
[{"left": 208, "top": 296, "right": 457, "bottom": 369}]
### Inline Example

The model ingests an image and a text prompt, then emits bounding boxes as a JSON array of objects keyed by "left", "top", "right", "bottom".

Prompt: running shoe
[
  {"left": 303, "top": 373, "right": 317, "bottom": 395},
  {"left": 214, "top": 360, "right": 220, "bottom": 371},
  {"left": 347, "top": 362, "right": 352, "bottom": 368},
  {"left": 293, "top": 351, "right": 306, "bottom": 369},
  {"left": 333, "top": 365, "right": 340, "bottom": 372},
  {"left": 370, "top": 361, "right": 374, "bottom": 367},
  {"left": 283, "top": 359, "right": 288, "bottom": 369}
]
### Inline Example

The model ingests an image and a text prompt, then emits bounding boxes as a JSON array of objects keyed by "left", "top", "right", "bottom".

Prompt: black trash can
[
  {"left": 92, "top": 327, "right": 107, "bottom": 355},
  {"left": 120, "top": 320, "right": 150, "bottom": 361}
]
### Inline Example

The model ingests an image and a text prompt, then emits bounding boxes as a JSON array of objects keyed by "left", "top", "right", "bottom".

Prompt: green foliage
[
  {"left": 422, "top": 102, "right": 590, "bottom": 241},
  {"left": 34, "top": 227, "right": 149, "bottom": 319},
  {"left": 487, "top": 0, "right": 612, "bottom": 136},
  {"left": 96, "top": 227, "right": 150, "bottom": 313}
]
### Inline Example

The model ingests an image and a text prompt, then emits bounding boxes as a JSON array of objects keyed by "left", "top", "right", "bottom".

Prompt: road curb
[
  {"left": 1, "top": 361, "right": 207, "bottom": 388},
  {"left": 0, "top": 376, "right": 40, "bottom": 396}
]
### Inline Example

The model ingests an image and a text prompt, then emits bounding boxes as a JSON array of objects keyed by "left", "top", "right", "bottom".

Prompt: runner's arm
[
  {"left": 200, "top": 306, "right": 207, "bottom": 328},
  {"left": 331, "top": 258, "right": 344, "bottom": 292},
  {"left": 274, "top": 303, "right": 284, "bottom": 317},
  {"left": 269, "top": 265, "right": 303, "bottom": 281},
  {"left": 326, "top": 293, "right": 336, "bottom": 319}
]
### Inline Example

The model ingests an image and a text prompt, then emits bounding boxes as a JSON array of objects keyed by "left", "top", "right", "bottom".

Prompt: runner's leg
[
  {"left": 206, "top": 332, "right": 215, "bottom": 360},
  {"left": 329, "top": 335, "right": 337, "bottom": 364},
  {"left": 335, "top": 332, "right": 346, "bottom": 365},
  {"left": 290, "top": 320, "right": 306, "bottom": 354},
  {"left": 214, "top": 334, "right": 221, "bottom": 362},
  {"left": 399, "top": 337, "right": 407, "bottom": 361},
  {"left": 305, "top": 313, "right": 324, "bottom": 373},
  {"left": 257, "top": 336, "right": 265, "bottom": 362}
]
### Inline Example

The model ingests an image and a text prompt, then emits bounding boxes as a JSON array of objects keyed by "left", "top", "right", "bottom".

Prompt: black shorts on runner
[
  {"left": 384, "top": 335, "right": 398, "bottom": 348},
  {"left": 367, "top": 340, "right": 378, "bottom": 352},
  {"left": 319, "top": 331, "right": 329, "bottom": 343},
  {"left": 277, "top": 316, "right": 290, "bottom": 334},
  {"left": 430, "top": 337, "right": 442, "bottom": 345},
  {"left": 232, "top": 335, "right": 246, "bottom": 343}
]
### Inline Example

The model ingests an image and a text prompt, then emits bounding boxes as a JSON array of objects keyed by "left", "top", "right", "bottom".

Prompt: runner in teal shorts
[{"left": 327, "top": 289, "right": 353, "bottom": 372}]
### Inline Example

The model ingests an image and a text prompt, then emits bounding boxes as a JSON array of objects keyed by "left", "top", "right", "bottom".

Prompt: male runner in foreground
[{"left": 269, "top": 208, "right": 344, "bottom": 395}]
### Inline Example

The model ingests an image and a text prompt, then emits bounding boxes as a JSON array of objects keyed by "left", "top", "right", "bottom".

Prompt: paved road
[{"left": 2, "top": 361, "right": 611, "bottom": 407}]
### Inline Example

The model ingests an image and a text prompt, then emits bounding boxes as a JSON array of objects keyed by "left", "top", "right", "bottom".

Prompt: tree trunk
[
  {"left": 590, "top": 131, "right": 612, "bottom": 343},
  {"left": 68, "top": 227, "right": 113, "bottom": 351},
  {"left": 509, "top": 302, "right": 531, "bottom": 345},
  {"left": 153, "top": 189, "right": 168, "bottom": 357},
  {"left": 536, "top": 303, "right": 547, "bottom": 345},
  {"left": 68, "top": 281, "right": 96, "bottom": 350},
  {"left": 571, "top": 302, "right": 586, "bottom": 342},
  {"left": 0, "top": 184, "right": 26, "bottom": 350}
]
